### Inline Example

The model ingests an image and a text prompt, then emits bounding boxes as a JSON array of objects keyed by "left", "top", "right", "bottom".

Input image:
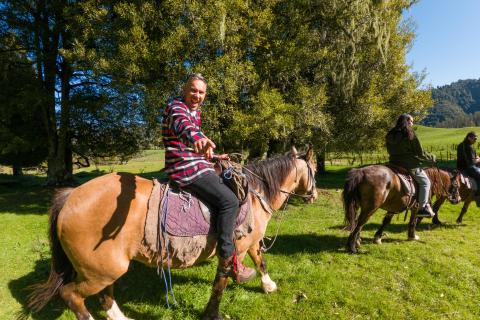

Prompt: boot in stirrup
[{"left": 217, "top": 253, "right": 256, "bottom": 283}]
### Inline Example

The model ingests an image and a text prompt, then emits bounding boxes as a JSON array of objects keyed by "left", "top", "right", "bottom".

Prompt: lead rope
[
  {"left": 260, "top": 193, "right": 291, "bottom": 253},
  {"left": 159, "top": 190, "right": 177, "bottom": 308}
]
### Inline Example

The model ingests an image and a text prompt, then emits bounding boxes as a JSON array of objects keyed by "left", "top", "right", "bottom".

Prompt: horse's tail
[
  {"left": 27, "top": 188, "right": 75, "bottom": 312},
  {"left": 343, "top": 168, "right": 364, "bottom": 231}
]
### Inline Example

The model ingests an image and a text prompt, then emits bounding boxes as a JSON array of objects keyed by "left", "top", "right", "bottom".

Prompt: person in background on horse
[
  {"left": 456, "top": 131, "right": 480, "bottom": 205},
  {"left": 386, "top": 114, "right": 436, "bottom": 218},
  {"left": 161, "top": 73, "right": 256, "bottom": 283}
]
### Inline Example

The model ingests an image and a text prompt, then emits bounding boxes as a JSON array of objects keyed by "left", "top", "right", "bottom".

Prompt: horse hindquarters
[
  {"left": 343, "top": 167, "right": 388, "bottom": 253},
  {"left": 28, "top": 188, "right": 97, "bottom": 319},
  {"left": 30, "top": 173, "right": 151, "bottom": 319}
]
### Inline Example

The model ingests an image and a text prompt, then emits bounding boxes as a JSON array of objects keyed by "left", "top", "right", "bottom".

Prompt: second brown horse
[{"left": 343, "top": 165, "right": 461, "bottom": 253}]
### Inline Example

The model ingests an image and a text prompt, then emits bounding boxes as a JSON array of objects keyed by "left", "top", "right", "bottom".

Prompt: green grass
[
  {"left": 2, "top": 150, "right": 480, "bottom": 319},
  {"left": 414, "top": 125, "right": 480, "bottom": 148}
]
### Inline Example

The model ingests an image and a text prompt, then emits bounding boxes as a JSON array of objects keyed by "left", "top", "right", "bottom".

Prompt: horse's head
[
  {"left": 447, "top": 170, "right": 462, "bottom": 204},
  {"left": 291, "top": 145, "right": 318, "bottom": 203}
]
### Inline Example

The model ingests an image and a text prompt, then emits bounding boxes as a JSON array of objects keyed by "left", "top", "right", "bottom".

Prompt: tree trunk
[
  {"left": 316, "top": 151, "right": 326, "bottom": 175},
  {"left": 12, "top": 165, "right": 23, "bottom": 176}
]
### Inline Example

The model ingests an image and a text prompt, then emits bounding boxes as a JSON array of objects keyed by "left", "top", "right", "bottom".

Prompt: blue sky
[{"left": 404, "top": 0, "right": 480, "bottom": 88}]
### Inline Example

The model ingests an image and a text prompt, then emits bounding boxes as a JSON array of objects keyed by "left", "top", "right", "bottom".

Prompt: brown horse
[
  {"left": 27, "top": 146, "right": 317, "bottom": 320},
  {"left": 343, "top": 165, "right": 461, "bottom": 253},
  {"left": 432, "top": 175, "right": 478, "bottom": 224}
]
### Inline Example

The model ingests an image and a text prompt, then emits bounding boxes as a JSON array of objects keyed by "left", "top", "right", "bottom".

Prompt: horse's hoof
[
  {"left": 347, "top": 246, "right": 358, "bottom": 254},
  {"left": 261, "top": 273, "right": 277, "bottom": 293},
  {"left": 373, "top": 236, "right": 382, "bottom": 244},
  {"left": 202, "top": 313, "right": 223, "bottom": 320},
  {"left": 408, "top": 235, "right": 420, "bottom": 241},
  {"left": 456, "top": 219, "right": 462, "bottom": 224}
]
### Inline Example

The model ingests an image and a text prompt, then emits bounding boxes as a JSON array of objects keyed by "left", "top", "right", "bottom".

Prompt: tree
[
  {"left": 0, "top": 32, "right": 47, "bottom": 175},
  {"left": 0, "top": 1, "right": 147, "bottom": 184}
]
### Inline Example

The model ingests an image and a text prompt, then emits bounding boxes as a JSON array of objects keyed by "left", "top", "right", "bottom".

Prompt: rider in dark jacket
[
  {"left": 457, "top": 132, "right": 480, "bottom": 204},
  {"left": 386, "top": 114, "right": 436, "bottom": 217}
]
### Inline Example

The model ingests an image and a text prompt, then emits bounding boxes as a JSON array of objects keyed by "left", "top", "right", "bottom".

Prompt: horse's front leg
[
  {"left": 373, "top": 212, "right": 395, "bottom": 244},
  {"left": 408, "top": 210, "right": 419, "bottom": 240},
  {"left": 203, "top": 274, "right": 229, "bottom": 320},
  {"left": 457, "top": 196, "right": 473, "bottom": 223},
  {"left": 247, "top": 241, "right": 277, "bottom": 293},
  {"left": 431, "top": 197, "right": 446, "bottom": 225}
]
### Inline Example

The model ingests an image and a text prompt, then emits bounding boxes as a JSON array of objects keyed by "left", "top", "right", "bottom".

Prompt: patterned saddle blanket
[{"left": 144, "top": 179, "right": 253, "bottom": 242}]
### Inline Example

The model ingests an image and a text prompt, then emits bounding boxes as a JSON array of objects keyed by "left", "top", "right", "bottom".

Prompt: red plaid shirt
[{"left": 161, "top": 98, "right": 214, "bottom": 186}]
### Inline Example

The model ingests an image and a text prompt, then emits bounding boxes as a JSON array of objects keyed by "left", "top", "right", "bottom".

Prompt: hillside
[{"left": 423, "top": 78, "right": 480, "bottom": 127}]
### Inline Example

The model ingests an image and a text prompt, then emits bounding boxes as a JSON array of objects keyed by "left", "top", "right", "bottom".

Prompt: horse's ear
[
  {"left": 290, "top": 146, "right": 298, "bottom": 157},
  {"left": 305, "top": 144, "right": 314, "bottom": 161}
]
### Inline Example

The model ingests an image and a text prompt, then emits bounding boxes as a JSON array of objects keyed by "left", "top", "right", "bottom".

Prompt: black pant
[
  {"left": 466, "top": 166, "right": 480, "bottom": 194},
  {"left": 184, "top": 172, "right": 239, "bottom": 259}
]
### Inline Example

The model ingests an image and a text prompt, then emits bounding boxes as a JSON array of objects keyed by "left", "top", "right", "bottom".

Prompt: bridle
[
  {"left": 434, "top": 167, "right": 460, "bottom": 203},
  {"left": 279, "top": 157, "right": 317, "bottom": 202}
]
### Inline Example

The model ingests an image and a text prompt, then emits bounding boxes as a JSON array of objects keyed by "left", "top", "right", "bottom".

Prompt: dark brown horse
[
  {"left": 432, "top": 175, "right": 478, "bottom": 224},
  {"left": 27, "top": 146, "right": 317, "bottom": 320},
  {"left": 343, "top": 165, "right": 461, "bottom": 253}
]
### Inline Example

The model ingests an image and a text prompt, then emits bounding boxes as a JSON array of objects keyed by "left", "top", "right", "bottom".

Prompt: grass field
[{"left": 2, "top": 142, "right": 480, "bottom": 319}]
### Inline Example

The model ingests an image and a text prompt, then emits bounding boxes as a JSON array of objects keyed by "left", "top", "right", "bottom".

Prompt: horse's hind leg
[
  {"left": 59, "top": 280, "right": 104, "bottom": 320},
  {"left": 98, "top": 285, "right": 132, "bottom": 320},
  {"left": 373, "top": 212, "right": 395, "bottom": 244},
  {"left": 247, "top": 241, "right": 276, "bottom": 293},
  {"left": 347, "top": 206, "right": 376, "bottom": 254}
]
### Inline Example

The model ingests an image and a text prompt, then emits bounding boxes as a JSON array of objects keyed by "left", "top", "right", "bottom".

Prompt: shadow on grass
[
  {"left": 10, "top": 259, "right": 215, "bottom": 320},
  {"left": 329, "top": 218, "right": 467, "bottom": 237},
  {"left": 265, "top": 233, "right": 347, "bottom": 255}
]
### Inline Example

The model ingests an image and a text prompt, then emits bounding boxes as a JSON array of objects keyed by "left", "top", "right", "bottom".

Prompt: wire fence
[{"left": 325, "top": 143, "right": 480, "bottom": 166}]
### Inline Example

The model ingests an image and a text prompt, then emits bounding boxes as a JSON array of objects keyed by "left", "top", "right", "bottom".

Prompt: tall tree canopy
[
  {"left": 1, "top": 0, "right": 432, "bottom": 181},
  {"left": 0, "top": 32, "right": 47, "bottom": 175}
]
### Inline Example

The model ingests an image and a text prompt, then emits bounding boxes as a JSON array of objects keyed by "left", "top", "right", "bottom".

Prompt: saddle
[
  {"left": 143, "top": 179, "right": 254, "bottom": 259},
  {"left": 387, "top": 165, "right": 416, "bottom": 208}
]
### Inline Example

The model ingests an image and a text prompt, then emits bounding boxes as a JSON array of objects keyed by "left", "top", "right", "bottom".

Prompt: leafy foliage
[{"left": 1, "top": 0, "right": 433, "bottom": 178}]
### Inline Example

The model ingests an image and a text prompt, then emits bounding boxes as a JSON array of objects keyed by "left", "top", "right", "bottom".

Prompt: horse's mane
[
  {"left": 424, "top": 167, "right": 452, "bottom": 197},
  {"left": 244, "top": 153, "right": 297, "bottom": 203}
]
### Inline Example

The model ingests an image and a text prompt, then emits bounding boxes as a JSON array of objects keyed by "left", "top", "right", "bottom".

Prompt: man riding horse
[
  {"left": 161, "top": 73, "right": 256, "bottom": 283},
  {"left": 457, "top": 131, "right": 480, "bottom": 206},
  {"left": 385, "top": 114, "right": 436, "bottom": 218}
]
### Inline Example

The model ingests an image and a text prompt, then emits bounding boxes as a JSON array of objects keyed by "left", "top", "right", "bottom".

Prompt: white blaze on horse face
[
  {"left": 261, "top": 274, "right": 277, "bottom": 293},
  {"left": 106, "top": 301, "right": 132, "bottom": 320}
]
